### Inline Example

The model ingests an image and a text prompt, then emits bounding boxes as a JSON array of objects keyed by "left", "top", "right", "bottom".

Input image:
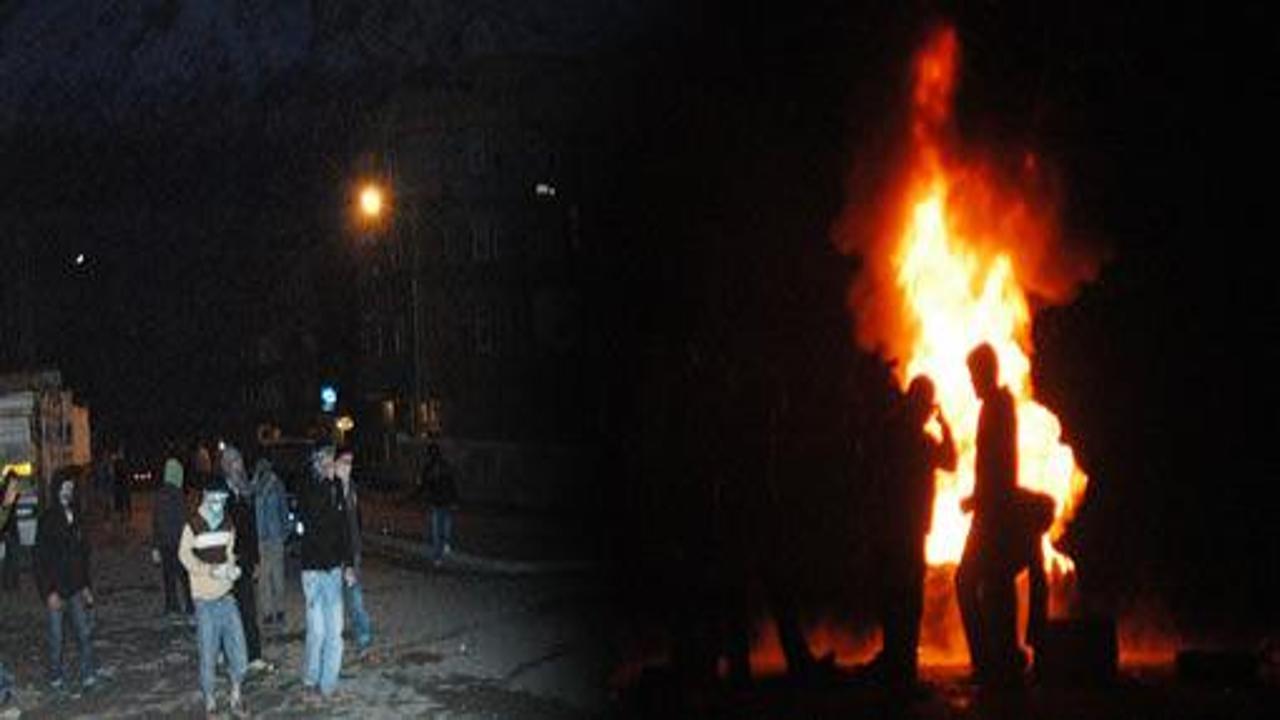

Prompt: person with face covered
[
  {"left": 34, "top": 471, "right": 100, "bottom": 691},
  {"left": 220, "top": 443, "right": 273, "bottom": 675},
  {"left": 153, "top": 446, "right": 193, "bottom": 619},
  {"left": 178, "top": 475, "right": 249, "bottom": 718}
]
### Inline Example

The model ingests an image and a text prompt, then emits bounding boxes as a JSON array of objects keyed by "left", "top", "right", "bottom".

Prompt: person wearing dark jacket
[
  {"left": 417, "top": 443, "right": 458, "bottom": 563},
  {"left": 34, "top": 472, "right": 99, "bottom": 690},
  {"left": 153, "top": 452, "right": 193, "bottom": 616},
  {"left": 222, "top": 444, "right": 273, "bottom": 674},
  {"left": 867, "top": 375, "right": 957, "bottom": 687},
  {"left": 0, "top": 474, "right": 18, "bottom": 704},
  {"left": 2, "top": 469, "right": 38, "bottom": 592},
  {"left": 957, "top": 343, "right": 1023, "bottom": 685},
  {"left": 335, "top": 447, "right": 374, "bottom": 656},
  {"left": 253, "top": 458, "right": 289, "bottom": 627},
  {"left": 297, "top": 441, "right": 354, "bottom": 701}
]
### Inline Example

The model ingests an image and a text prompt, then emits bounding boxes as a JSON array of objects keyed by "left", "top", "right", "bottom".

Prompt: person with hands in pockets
[{"left": 34, "top": 470, "right": 100, "bottom": 692}]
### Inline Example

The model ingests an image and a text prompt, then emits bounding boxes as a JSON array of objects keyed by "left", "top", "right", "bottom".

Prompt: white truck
[{"left": 0, "top": 370, "right": 91, "bottom": 560}]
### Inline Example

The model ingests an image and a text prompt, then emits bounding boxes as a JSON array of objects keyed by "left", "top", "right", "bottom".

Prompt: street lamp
[
  {"left": 359, "top": 183, "right": 385, "bottom": 219},
  {"left": 351, "top": 177, "right": 425, "bottom": 442}
]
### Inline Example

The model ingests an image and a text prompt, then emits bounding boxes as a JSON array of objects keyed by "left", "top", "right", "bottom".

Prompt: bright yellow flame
[
  {"left": 359, "top": 184, "right": 385, "bottom": 218},
  {"left": 860, "top": 25, "right": 1092, "bottom": 579},
  {"left": 2, "top": 462, "right": 34, "bottom": 477},
  {"left": 895, "top": 180, "right": 1087, "bottom": 576}
]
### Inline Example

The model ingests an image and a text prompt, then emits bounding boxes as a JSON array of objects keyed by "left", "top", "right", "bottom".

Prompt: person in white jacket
[{"left": 178, "top": 476, "right": 248, "bottom": 718}]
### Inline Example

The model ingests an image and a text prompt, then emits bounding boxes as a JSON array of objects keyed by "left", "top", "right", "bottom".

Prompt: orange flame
[{"left": 841, "top": 26, "right": 1096, "bottom": 575}]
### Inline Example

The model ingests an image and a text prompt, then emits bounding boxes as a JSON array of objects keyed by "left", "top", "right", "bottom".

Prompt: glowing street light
[{"left": 358, "top": 183, "right": 385, "bottom": 219}]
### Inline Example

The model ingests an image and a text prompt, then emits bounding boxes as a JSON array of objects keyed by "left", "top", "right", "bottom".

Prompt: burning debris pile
[{"left": 834, "top": 25, "right": 1100, "bottom": 655}]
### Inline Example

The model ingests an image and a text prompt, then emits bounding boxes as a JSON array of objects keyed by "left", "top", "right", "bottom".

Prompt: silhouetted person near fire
[
  {"left": 867, "top": 375, "right": 956, "bottom": 687},
  {"left": 1011, "top": 486, "right": 1054, "bottom": 659},
  {"left": 956, "top": 343, "right": 1023, "bottom": 684}
]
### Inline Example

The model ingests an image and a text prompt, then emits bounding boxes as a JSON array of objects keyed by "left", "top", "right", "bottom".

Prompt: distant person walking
[
  {"left": 418, "top": 443, "right": 458, "bottom": 564},
  {"left": 178, "top": 475, "right": 249, "bottom": 718},
  {"left": 34, "top": 472, "right": 100, "bottom": 691},
  {"left": 153, "top": 450, "right": 193, "bottom": 618},
  {"left": 253, "top": 458, "right": 289, "bottom": 628},
  {"left": 111, "top": 449, "right": 132, "bottom": 533},
  {"left": 91, "top": 456, "right": 113, "bottom": 523},
  {"left": 956, "top": 343, "right": 1023, "bottom": 685},
  {"left": 297, "top": 441, "right": 355, "bottom": 702},
  {"left": 335, "top": 446, "right": 374, "bottom": 658}
]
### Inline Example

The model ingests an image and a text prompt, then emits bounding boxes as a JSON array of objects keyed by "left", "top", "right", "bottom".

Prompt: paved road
[{"left": 0, "top": 491, "right": 611, "bottom": 719}]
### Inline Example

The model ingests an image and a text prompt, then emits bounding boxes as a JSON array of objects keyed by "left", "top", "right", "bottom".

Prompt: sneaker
[
  {"left": 300, "top": 685, "right": 325, "bottom": 708},
  {"left": 48, "top": 677, "right": 65, "bottom": 692},
  {"left": 229, "top": 685, "right": 248, "bottom": 718},
  {"left": 247, "top": 658, "right": 276, "bottom": 674},
  {"left": 204, "top": 694, "right": 217, "bottom": 715},
  {"left": 324, "top": 688, "right": 356, "bottom": 703}
]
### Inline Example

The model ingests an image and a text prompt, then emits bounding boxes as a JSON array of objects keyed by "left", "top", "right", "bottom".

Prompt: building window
[
  {"left": 489, "top": 221, "right": 502, "bottom": 259},
  {"left": 474, "top": 302, "right": 496, "bottom": 357},
  {"left": 470, "top": 218, "right": 498, "bottom": 262},
  {"left": 392, "top": 318, "right": 405, "bottom": 356},
  {"left": 469, "top": 130, "right": 490, "bottom": 174}
]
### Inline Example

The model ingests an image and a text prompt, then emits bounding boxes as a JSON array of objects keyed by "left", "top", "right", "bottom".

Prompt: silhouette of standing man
[
  {"left": 871, "top": 375, "right": 956, "bottom": 686},
  {"left": 956, "top": 343, "right": 1023, "bottom": 684}
]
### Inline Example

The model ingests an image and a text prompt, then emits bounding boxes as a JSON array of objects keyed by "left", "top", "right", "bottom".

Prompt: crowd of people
[
  {"left": 648, "top": 342, "right": 1059, "bottom": 694},
  {"left": 0, "top": 433, "right": 454, "bottom": 718}
]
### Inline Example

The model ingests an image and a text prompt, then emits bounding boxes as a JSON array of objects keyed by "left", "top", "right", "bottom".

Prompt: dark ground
[{"left": 613, "top": 663, "right": 1280, "bottom": 719}]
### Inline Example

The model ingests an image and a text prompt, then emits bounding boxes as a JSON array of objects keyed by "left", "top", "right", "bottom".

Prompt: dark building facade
[{"left": 353, "top": 52, "right": 630, "bottom": 507}]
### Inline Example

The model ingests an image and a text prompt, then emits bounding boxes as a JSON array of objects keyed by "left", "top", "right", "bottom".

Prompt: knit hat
[
  {"left": 202, "top": 474, "right": 230, "bottom": 497},
  {"left": 163, "top": 457, "right": 184, "bottom": 489}
]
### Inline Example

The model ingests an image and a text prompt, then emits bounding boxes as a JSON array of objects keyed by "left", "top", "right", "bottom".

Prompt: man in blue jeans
[
  {"left": 34, "top": 472, "right": 99, "bottom": 691},
  {"left": 298, "top": 441, "right": 355, "bottom": 703},
  {"left": 417, "top": 443, "right": 458, "bottom": 564},
  {"left": 335, "top": 447, "right": 374, "bottom": 657},
  {"left": 178, "top": 476, "right": 248, "bottom": 718}
]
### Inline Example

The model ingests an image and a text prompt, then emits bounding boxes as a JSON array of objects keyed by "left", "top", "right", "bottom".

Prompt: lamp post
[
  {"left": 354, "top": 179, "right": 424, "bottom": 440},
  {"left": 359, "top": 184, "right": 385, "bottom": 220}
]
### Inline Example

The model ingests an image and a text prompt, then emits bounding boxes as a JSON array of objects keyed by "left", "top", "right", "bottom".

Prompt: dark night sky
[{"left": 3, "top": 1, "right": 1276, "bottom": 632}]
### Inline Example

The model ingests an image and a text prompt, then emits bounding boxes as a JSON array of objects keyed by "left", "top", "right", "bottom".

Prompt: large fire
[{"left": 843, "top": 26, "right": 1095, "bottom": 576}]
